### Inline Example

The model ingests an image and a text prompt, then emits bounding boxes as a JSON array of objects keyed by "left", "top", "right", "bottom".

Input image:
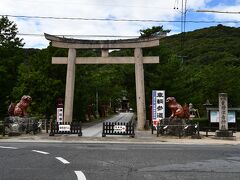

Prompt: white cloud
[
  {"left": 0, "top": 0, "right": 221, "bottom": 48},
  {"left": 187, "top": 0, "right": 212, "bottom": 8},
  {"left": 201, "top": 1, "right": 240, "bottom": 24}
]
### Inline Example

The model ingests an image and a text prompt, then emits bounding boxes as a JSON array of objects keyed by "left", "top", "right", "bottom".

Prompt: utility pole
[{"left": 174, "top": 0, "right": 188, "bottom": 63}]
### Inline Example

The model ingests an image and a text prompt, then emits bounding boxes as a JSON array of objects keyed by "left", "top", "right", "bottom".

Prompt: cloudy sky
[{"left": 0, "top": 0, "right": 240, "bottom": 48}]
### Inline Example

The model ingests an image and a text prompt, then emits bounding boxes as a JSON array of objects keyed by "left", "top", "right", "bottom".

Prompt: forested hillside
[
  {"left": 155, "top": 24, "right": 240, "bottom": 111},
  {"left": 1, "top": 16, "right": 240, "bottom": 120}
]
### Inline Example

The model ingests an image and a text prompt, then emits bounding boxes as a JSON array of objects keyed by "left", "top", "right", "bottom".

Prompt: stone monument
[{"left": 215, "top": 93, "right": 234, "bottom": 138}]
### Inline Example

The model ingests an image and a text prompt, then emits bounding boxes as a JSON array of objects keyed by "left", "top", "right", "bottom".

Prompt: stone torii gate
[{"left": 45, "top": 33, "right": 161, "bottom": 130}]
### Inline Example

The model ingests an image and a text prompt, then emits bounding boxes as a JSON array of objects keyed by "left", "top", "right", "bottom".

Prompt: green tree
[
  {"left": 140, "top": 26, "right": 170, "bottom": 38},
  {"left": 11, "top": 47, "right": 65, "bottom": 117},
  {"left": 0, "top": 16, "right": 24, "bottom": 48},
  {"left": 0, "top": 16, "right": 25, "bottom": 117}
]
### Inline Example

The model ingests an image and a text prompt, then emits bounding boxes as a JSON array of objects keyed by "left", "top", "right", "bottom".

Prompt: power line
[
  {"left": 2, "top": 14, "right": 240, "bottom": 23},
  {"left": 196, "top": 10, "right": 240, "bottom": 14}
]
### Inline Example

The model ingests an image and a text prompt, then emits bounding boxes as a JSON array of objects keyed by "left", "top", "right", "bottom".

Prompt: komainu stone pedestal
[
  {"left": 215, "top": 130, "right": 236, "bottom": 140},
  {"left": 215, "top": 130, "right": 233, "bottom": 137}
]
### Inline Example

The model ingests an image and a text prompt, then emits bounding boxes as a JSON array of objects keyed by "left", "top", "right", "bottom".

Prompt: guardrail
[
  {"left": 102, "top": 122, "right": 135, "bottom": 137},
  {"left": 49, "top": 122, "right": 82, "bottom": 136}
]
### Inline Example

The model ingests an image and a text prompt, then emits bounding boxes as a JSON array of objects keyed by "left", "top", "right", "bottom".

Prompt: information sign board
[
  {"left": 113, "top": 125, "right": 126, "bottom": 133},
  {"left": 210, "top": 110, "right": 236, "bottom": 123},
  {"left": 57, "top": 108, "right": 64, "bottom": 123},
  {"left": 152, "top": 90, "right": 165, "bottom": 128},
  {"left": 59, "top": 125, "right": 71, "bottom": 132}
]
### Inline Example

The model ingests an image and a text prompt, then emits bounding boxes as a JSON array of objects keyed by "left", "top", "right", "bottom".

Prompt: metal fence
[
  {"left": 49, "top": 122, "right": 82, "bottom": 136},
  {"left": 102, "top": 122, "right": 135, "bottom": 137}
]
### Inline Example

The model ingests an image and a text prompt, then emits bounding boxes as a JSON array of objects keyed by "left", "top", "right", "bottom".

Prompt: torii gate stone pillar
[
  {"left": 134, "top": 48, "right": 146, "bottom": 130},
  {"left": 64, "top": 48, "right": 76, "bottom": 123},
  {"left": 45, "top": 33, "right": 162, "bottom": 130}
]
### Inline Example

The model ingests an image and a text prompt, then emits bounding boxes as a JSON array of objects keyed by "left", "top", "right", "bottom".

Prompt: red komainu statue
[
  {"left": 8, "top": 95, "right": 32, "bottom": 117},
  {"left": 166, "top": 97, "right": 190, "bottom": 120}
]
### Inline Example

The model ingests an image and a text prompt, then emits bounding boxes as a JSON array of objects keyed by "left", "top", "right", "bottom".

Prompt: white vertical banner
[
  {"left": 152, "top": 90, "right": 165, "bottom": 129},
  {"left": 57, "top": 108, "right": 64, "bottom": 123}
]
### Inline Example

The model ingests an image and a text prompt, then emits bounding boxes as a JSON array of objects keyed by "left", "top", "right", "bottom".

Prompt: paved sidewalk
[{"left": 1, "top": 130, "right": 240, "bottom": 145}]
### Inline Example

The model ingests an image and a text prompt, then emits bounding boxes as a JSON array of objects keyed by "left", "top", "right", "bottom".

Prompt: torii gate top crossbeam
[{"left": 44, "top": 33, "right": 161, "bottom": 49}]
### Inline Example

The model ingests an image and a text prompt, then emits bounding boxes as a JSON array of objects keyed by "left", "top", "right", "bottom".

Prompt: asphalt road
[
  {"left": 0, "top": 142, "right": 240, "bottom": 180},
  {"left": 82, "top": 112, "right": 134, "bottom": 137}
]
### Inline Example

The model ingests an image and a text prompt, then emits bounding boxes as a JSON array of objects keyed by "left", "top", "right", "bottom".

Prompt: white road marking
[
  {"left": 75, "top": 171, "right": 87, "bottom": 180},
  {"left": 55, "top": 157, "right": 70, "bottom": 164},
  {"left": 32, "top": 150, "right": 50, "bottom": 155},
  {"left": 0, "top": 146, "right": 18, "bottom": 149}
]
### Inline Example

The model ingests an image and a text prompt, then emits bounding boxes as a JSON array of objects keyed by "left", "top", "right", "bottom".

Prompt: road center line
[
  {"left": 32, "top": 150, "right": 50, "bottom": 155},
  {"left": 75, "top": 171, "right": 87, "bottom": 180},
  {"left": 56, "top": 157, "right": 70, "bottom": 164},
  {"left": 0, "top": 146, "right": 18, "bottom": 149}
]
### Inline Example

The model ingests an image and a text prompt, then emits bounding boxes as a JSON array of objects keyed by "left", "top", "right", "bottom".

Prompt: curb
[{"left": 1, "top": 131, "right": 240, "bottom": 145}]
